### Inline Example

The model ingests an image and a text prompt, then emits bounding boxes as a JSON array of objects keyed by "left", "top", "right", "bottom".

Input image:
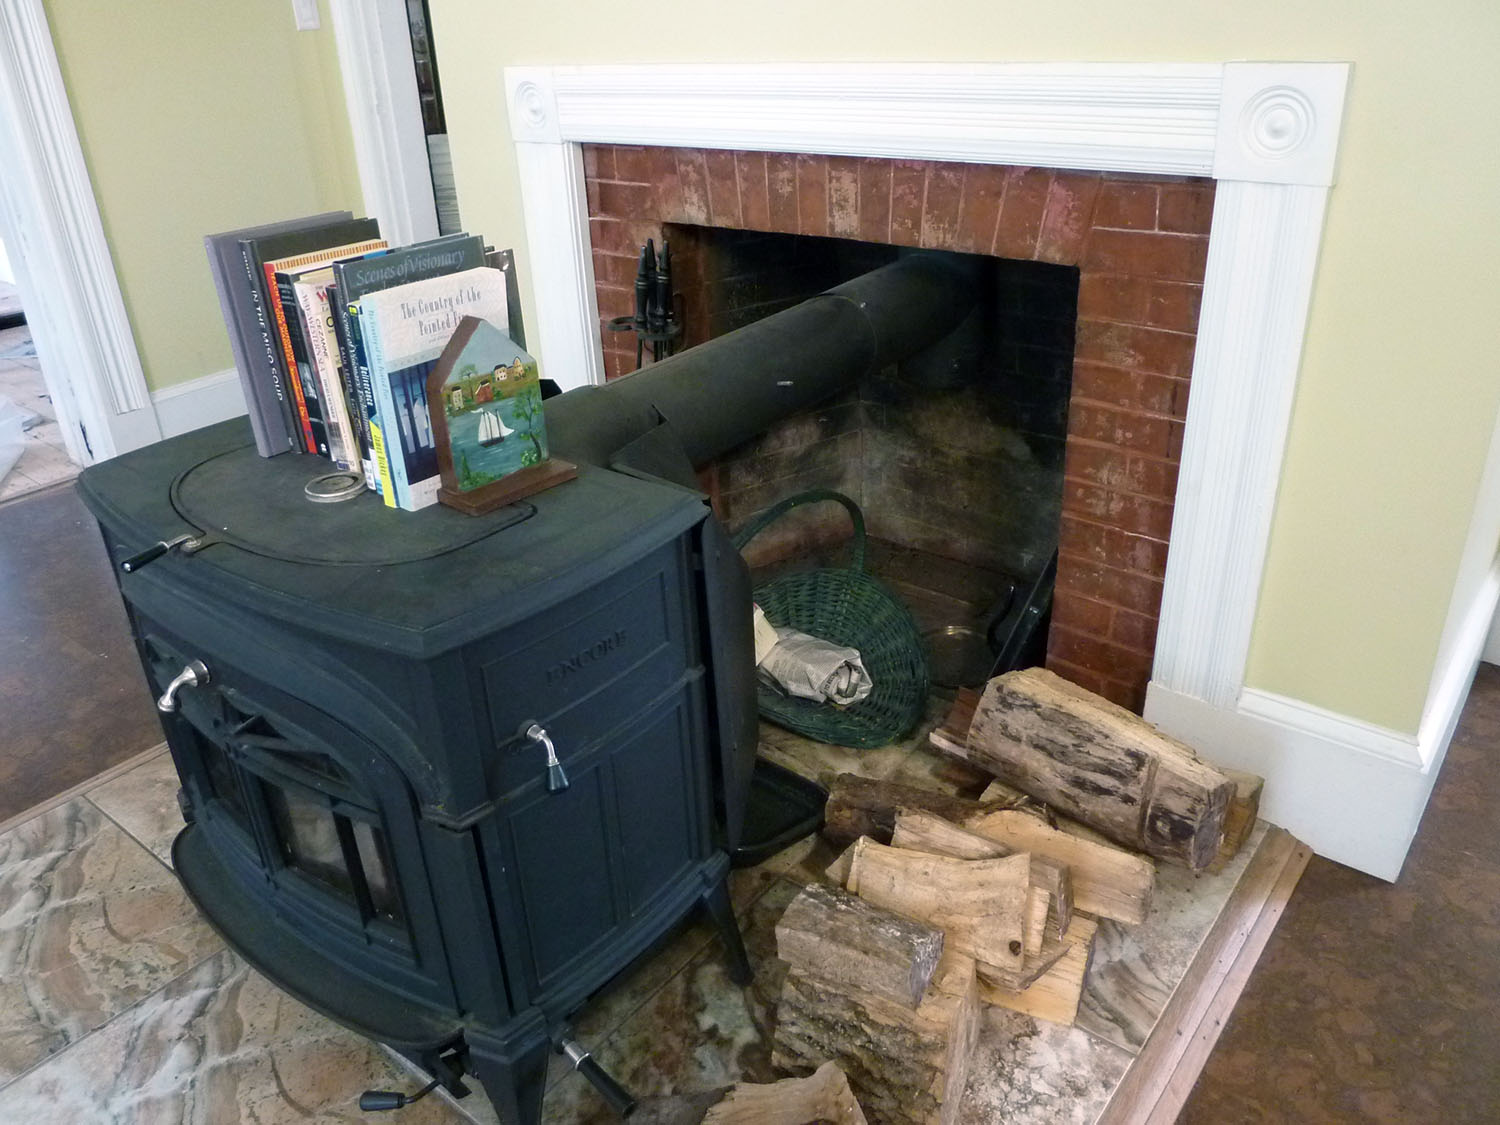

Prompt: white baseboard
[
  {"left": 1146, "top": 683, "right": 1428, "bottom": 881},
  {"left": 1238, "top": 686, "right": 1422, "bottom": 767},
  {"left": 1145, "top": 562, "right": 1499, "bottom": 882},
  {"left": 150, "top": 368, "right": 246, "bottom": 439},
  {"left": 1482, "top": 603, "right": 1500, "bottom": 667}
]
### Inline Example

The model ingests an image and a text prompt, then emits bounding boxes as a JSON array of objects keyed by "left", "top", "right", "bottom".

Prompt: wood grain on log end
[{"left": 776, "top": 882, "right": 945, "bottom": 1009}]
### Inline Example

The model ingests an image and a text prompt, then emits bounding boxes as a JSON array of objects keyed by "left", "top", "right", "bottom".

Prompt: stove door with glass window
[{"left": 139, "top": 624, "right": 461, "bottom": 1026}]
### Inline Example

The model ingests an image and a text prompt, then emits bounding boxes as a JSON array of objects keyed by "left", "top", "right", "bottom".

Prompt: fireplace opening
[
  {"left": 586, "top": 145, "right": 1212, "bottom": 711},
  {"left": 645, "top": 223, "right": 1078, "bottom": 690}
]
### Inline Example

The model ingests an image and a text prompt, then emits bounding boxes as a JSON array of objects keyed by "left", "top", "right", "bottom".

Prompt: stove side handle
[{"left": 696, "top": 512, "right": 760, "bottom": 854}]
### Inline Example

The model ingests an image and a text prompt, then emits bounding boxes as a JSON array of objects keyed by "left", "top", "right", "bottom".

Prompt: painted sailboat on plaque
[
  {"left": 476, "top": 410, "right": 512, "bottom": 448},
  {"left": 427, "top": 316, "right": 576, "bottom": 514}
]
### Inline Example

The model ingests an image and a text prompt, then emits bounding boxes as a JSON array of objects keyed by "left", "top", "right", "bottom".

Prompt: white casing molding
[
  {"left": 150, "top": 368, "right": 247, "bottom": 440},
  {"left": 328, "top": 0, "right": 439, "bottom": 248},
  {"left": 0, "top": 0, "right": 160, "bottom": 463},
  {"left": 512, "top": 140, "right": 603, "bottom": 393},
  {"left": 1151, "top": 180, "right": 1330, "bottom": 707},
  {"left": 509, "top": 63, "right": 1225, "bottom": 175}
]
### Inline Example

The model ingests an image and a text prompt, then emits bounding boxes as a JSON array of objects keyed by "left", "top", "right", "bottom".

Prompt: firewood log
[
  {"left": 848, "top": 837, "right": 1029, "bottom": 972},
  {"left": 775, "top": 882, "right": 945, "bottom": 1009},
  {"left": 825, "top": 840, "right": 857, "bottom": 887},
  {"left": 964, "top": 809, "right": 1154, "bottom": 926},
  {"left": 1211, "top": 768, "right": 1264, "bottom": 869},
  {"left": 822, "top": 774, "right": 1001, "bottom": 850},
  {"left": 974, "top": 914, "right": 1098, "bottom": 1026},
  {"left": 889, "top": 809, "right": 1073, "bottom": 941},
  {"left": 773, "top": 952, "right": 979, "bottom": 1125},
  {"left": 703, "top": 1061, "right": 868, "bottom": 1125},
  {"left": 927, "top": 687, "right": 980, "bottom": 760},
  {"left": 967, "top": 668, "right": 1236, "bottom": 869}
]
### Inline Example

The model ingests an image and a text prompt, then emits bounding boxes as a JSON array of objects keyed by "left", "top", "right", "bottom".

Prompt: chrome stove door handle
[
  {"left": 157, "top": 660, "right": 210, "bottom": 713},
  {"left": 523, "top": 723, "right": 570, "bottom": 793}
]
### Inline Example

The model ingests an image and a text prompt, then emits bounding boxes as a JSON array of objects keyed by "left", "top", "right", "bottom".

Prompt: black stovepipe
[{"left": 546, "top": 250, "right": 982, "bottom": 471}]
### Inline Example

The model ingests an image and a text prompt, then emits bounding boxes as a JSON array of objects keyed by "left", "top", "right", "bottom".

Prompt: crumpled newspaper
[{"left": 757, "top": 625, "right": 874, "bottom": 707}]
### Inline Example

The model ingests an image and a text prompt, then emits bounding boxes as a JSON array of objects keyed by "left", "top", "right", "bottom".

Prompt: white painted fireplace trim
[{"left": 498, "top": 62, "right": 1459, "bottom": 879}]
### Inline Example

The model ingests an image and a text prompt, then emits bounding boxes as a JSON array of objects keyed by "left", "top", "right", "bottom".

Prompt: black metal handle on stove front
[{"left": 560, "top": 1038, "right": 636, "bottom": 1117}]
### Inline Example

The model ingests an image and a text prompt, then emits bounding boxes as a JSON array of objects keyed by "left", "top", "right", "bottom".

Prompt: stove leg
[
  {"left": 701, "top": 876, "right": 753, "bottom": 986},
  {"left": 468, "top": 1034, "right": 551, "bottom": 1125}
]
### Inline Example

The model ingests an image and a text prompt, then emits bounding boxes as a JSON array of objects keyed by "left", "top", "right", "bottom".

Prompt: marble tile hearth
[{"left": 0, "top": 719, "right": 1273, "bottom": 1124}]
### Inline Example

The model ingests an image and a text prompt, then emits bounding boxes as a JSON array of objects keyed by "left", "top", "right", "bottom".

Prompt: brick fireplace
[{"left": 582, "top": 144, "right": 1213, "bottom": 711}]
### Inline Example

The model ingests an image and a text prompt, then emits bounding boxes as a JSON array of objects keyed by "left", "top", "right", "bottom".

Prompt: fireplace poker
[{"left": 607, "top": 237, "right": 682, "bottom": 371}]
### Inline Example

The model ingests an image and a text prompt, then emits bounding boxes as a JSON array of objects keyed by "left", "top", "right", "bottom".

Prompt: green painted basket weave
[{"left": 732, "top": 490, "right": 929, "bottom": 749}]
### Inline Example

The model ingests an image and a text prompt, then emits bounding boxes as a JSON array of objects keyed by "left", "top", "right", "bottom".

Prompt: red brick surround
[{"left": 583, "top": 144, "right": 1213, "bottom": 711}]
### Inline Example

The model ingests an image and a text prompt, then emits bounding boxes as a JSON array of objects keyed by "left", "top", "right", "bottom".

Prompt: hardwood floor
[
  {"left": 0, "top": 481, "right": 162, "bottom": 821},
  {"left": 1180, "top": 662, "right": 1500, "bottom": 1123}
]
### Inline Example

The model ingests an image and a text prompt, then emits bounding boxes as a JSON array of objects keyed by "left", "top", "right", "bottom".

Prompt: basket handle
[{"left": 730, "top": 489, "right": 867, "bottom": 573}]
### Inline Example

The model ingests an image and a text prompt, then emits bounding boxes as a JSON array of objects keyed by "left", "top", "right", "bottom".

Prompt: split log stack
[
  {"left": 774, "top": 667, "right": 1266, "bottom": 1122},
  {"left": 772, "top": 884, "right": 977, "bottom": 1125},
  {"left": 776, "top": 793, "right": 1151, "bottom": 1121}
]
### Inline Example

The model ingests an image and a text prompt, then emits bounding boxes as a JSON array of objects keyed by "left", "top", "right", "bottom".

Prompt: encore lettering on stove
[{"left": 547, "top": 629, "right": 629, "bottom": 684}]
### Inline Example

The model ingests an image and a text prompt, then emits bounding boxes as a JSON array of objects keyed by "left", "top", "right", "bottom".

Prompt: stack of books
[{"left": 205, "top": 214, "right": 521, "bottom": 511}]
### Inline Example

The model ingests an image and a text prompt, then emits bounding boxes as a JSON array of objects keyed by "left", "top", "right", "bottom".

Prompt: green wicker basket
[{"left": 733, "top": 490, "right": 928, "bottom": 749}]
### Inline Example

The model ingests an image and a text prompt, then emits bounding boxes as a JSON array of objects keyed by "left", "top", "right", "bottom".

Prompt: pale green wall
[
  {"left": 44, "top": 0, "right": 363, "bottom": 392},
  {"left": 426, "top": 0, "right": 1500, "bottom": 734}
]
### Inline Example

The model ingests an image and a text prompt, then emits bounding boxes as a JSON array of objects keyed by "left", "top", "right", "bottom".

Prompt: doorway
[{"left": 0, "top": 234, "right": 79, "bottom": 502}]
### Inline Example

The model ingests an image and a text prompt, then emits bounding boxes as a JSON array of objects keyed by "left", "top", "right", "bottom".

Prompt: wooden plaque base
[{"left": 437, "top": 458, "right": 578, "bottom": 516}]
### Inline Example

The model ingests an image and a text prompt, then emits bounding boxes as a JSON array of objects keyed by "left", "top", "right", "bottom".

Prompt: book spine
[
  {"left": 340, "top": 299, "right": 381, "bottom": 493},
  {"left": 362, "top": 312, "right": 402, "bottom": 508},
  {"left": 295, "top": 282, "right": 355, "bottom": 470},
  {"left": 239, "top": 241, "right": 304, "bottom": 451},
  {"left": 326, "top": 284, "right": 374, "bottom": 485},
  {"left": 271, "top": 267, "right": 328, "bottom": 458},
  {"left": 206, "top": 238, "right": 281, "bottom": 456}
]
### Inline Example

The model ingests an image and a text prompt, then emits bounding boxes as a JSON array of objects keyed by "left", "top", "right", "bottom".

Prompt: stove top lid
[
  {"left": 170, "top": 443, "right": 531, "bottom": 565},
  {"left": 79, "top": 419, "right": 710, "bottom": 656}
]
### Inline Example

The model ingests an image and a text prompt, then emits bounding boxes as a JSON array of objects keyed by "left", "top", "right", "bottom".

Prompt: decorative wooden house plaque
[{"left": 426, "top": 315, "right": 575, "bottom": 515}]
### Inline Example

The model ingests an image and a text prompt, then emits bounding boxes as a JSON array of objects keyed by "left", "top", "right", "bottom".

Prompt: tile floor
[
  {"left": 0, "top": 713, "right": 1270, "bottom": 1124},
  {"left": 0, "top": 325, "right": 79, "bottom": 504}
]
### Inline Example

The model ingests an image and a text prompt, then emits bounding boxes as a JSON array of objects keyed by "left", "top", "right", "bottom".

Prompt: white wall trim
[
  {"left": 1152, "top": 181, "right": 1330, "bottom": 706},
  {"left": 1484, "top": 608, "right": 1500, "bottom": 667},
  {"left": 150, "top": 368, "right": 247, "bottom": 440},
  {"left": 1147, "top": 683, "right": 1422, "bottom": 881},
  {"left": 327, "top": 0, "right": 439, "bottom": 248},
  {"left": 1150, "top": 564, "right": 1497, "bottom": 880},
  {"left": 1153, "top": 560, "right": 1497, "bottom": 878},
  {"left": 0, "top": 0, "right": 160, "bottom": 462},
  {"left": 509, "top": 63, "right": 1225, "bottom": 174},
  {"left": 1419, "top": 563, "right": 1500, "bottom": 755},
  {"left": 512, "top": 140, "right": 602, "bottom": 392},
  {"left": 1238, "top": 687, "right": 1422, "bottom": 768}
]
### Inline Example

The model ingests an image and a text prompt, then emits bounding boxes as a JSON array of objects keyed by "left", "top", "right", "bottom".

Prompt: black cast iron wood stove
[{"left": 78, "top": 255, "right": 976, "bottom": 1121}]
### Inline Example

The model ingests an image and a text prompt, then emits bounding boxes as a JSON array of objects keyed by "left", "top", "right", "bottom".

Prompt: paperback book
[
  {"left": 332, "top": 234, "right": 486, "bottom": 492},
  {"left": 266, "top": 238, "right": 387, "bottom": 458},
  {"left": 360, "top": 266, "right": 509, "bottom": 510},
  {"left": 238, "top": 216, "right": 381, "bottom": 452}
]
